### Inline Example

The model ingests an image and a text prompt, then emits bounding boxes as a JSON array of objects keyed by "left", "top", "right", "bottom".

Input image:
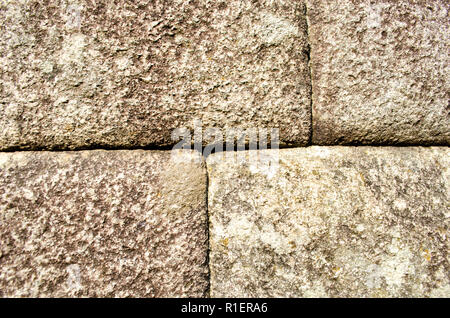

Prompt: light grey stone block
[
  {"left": 207, "top": 147, "right": 449, "bottom": 297},
  {"left": 307, "top": 0, "right": 450, "bottom": 145},
  {"left": 0, "top": 0, "right": 311, "bottom": 150}
]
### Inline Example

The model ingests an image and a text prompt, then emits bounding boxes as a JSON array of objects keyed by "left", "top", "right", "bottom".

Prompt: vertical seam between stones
[
  {"left": 205, "top": 160, "right": 211, "bottom": 298},
  {"left": 304, "top": 1, "right": 314, "bottom": 146}
]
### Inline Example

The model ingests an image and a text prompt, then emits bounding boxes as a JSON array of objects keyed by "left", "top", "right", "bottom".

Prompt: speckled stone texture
[
  {"left": 0, "top": 0, "right": 311, "bottom": 150},
  {"left": 307, "top": 0, "right": 450, "bottom": 145},
  {"left": 207, "top": 147, "right": 449, "bottom": 297},
  {"left": 0, "top": 150, "right": 208, "bottom": 297}
]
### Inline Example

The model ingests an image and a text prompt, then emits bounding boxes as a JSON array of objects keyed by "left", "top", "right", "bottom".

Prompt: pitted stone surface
[
  {"left": 0, "top": 150, "right": 208, "bottom": 297},
  {"left": 0, "top": 0, "right": 311, "bottom": 150},
  {"left": 307, "top": 0, "right": 450, "bottom": 145},
  {"left": 207, "top": 147, "right": 449, "bottom": 297}
]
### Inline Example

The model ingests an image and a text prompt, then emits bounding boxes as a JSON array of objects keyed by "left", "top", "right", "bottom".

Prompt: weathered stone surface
[
  {"left": 0, "top": 0, "right": 311, "bottom": 150},
  {"left": 207, "top": 147, "right": 449, "bottom": 297},
  {"left": 0, "top": 150, "right": 208, "bottom": 297},
  {"left": 307, "top": 0, "right": 450, "bottom": 145}
]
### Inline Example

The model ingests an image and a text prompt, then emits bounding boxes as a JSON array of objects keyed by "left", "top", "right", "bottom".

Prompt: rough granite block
[
  {"left": 307, "top": 0, "right": 450, "bottom": 145},
  {"left": 0, "top": 0, "right": 311, "bottom": 150},
  {"left": 0, "top": 150, "right": 208, "bottom": 297},
  {"left": 207, "top": 147, "right": 449, "bottom": 297}
]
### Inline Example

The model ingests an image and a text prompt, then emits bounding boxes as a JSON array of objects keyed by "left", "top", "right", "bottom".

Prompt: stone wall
[{"left": 0, "top": 0, "right": 448, "bottom": 297}]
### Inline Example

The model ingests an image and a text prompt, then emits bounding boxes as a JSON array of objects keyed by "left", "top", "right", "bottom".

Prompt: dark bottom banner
[{"left": 0, "top": 298, "right": 440, "bottom": 316}]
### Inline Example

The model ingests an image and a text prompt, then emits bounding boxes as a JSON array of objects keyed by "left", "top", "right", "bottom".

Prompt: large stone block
[
  {"left": 0, "top": 150, "right": 208, "bottom": 297},
  {"left": 0, "top": 0, "right": 311, "bottom": 150},
  {"left": 207, "top": 147, "right": 449, "bottom": 297},
  {"left": 307, "top": 0, "right": 449, "bottom": 145}
]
